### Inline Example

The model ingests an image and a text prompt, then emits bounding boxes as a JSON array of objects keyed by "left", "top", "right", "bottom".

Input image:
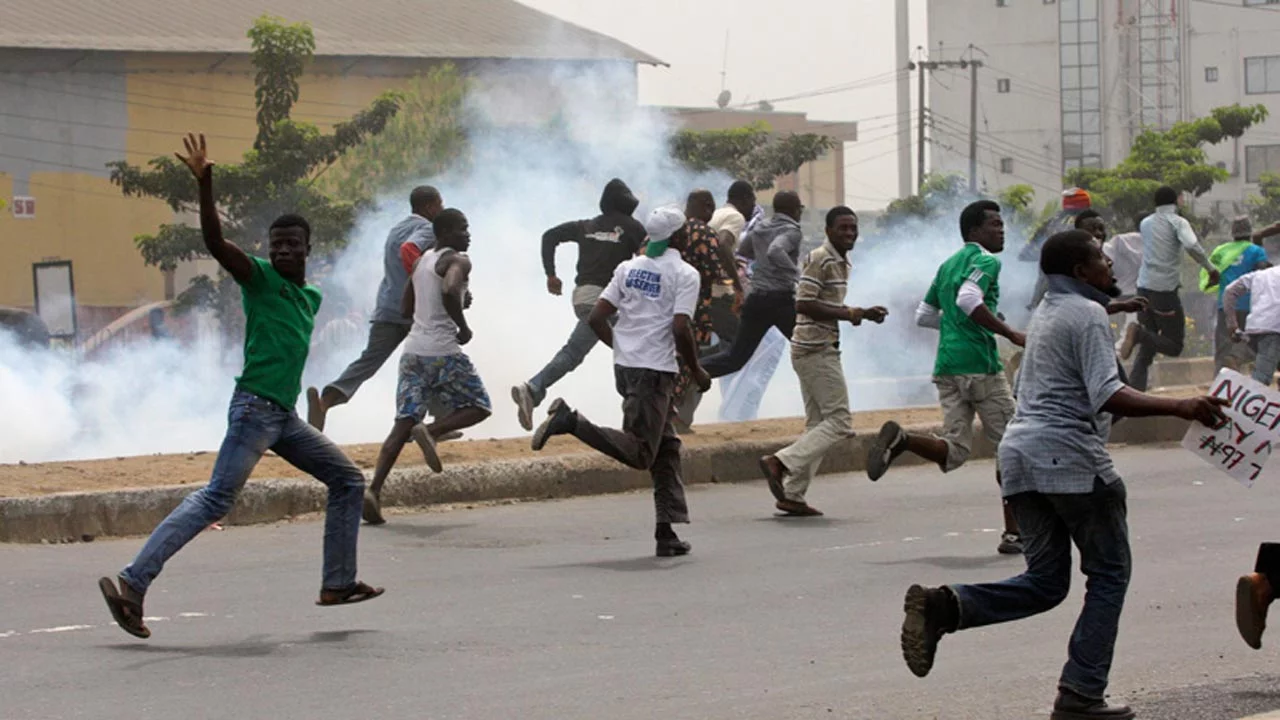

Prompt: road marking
[{"left": 0, "top": 612, "right": 214, "bottom": 639}]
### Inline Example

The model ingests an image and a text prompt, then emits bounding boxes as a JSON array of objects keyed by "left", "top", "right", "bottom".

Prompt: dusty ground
[{"left": 0, "top": 407, "right": 947, "bottom": 498}]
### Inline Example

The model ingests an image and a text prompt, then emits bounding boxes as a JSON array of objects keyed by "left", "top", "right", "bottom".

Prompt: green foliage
[
  {"left": 247, "top": 15, "right": 316, "bottom": 148},
  {"left": 879, "top": 172, "right": 970, "bottom": 226},
  {"left": 1066, "top": 104, "right": 1268, "bottom": 224},
  {"left": 108, "top": 15, "right": 402, "bottom": 310},
  {"left": 670, "top": 122, "right": 836, "bottom": 191},
  {"left": 318, "top": 65, "right": 469, "bottom": 203},
  {"left": 1249, "top": 172, "right": 1280, "bottom": 225}
]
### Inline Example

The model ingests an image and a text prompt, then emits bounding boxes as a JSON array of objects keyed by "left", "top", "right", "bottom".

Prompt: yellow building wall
[{"left": 0, "top": 54, "right": 439, "bottom": 325}]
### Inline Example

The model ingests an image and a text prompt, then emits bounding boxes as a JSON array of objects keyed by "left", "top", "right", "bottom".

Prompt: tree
[
  {"left": 317, "top": 64, "right": 468, "bottom": 204},
  {"left": 879, "top": 172, "right": 970, "bottom": 227},
  {"left": 670, "top": 122, "right": 836, "bottom": 191},
  {"left": 109, "top": 15, "right": 402, "bottom": 309},
  {"left": 1066, "top": 104, "right": 1269, "bottom": 227},
  {"left": 1249, "top": 172, "right": 1280, "bottom": 225}
]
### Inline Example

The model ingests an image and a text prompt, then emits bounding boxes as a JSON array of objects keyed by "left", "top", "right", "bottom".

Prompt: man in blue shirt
[{"left": 1208, "top": 216, "right": 1277, "bottom": 372}]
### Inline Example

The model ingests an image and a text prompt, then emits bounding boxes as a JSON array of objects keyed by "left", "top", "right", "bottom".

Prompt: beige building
[
  {"left": 662, "top": 107, "right": 858, "bottom": 211},
  {"left": 0, "top": 0, "right": 659, "bottom": 340}
]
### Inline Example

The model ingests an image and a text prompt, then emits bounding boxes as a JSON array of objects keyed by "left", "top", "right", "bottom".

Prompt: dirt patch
[{"left": 0, "top": 407, "right": 945, "bottom": 498}]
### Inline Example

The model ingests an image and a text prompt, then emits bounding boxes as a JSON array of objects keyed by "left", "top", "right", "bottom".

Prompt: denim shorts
[{"left": 396, "top": 352, "right": 491, "bottom": 421}]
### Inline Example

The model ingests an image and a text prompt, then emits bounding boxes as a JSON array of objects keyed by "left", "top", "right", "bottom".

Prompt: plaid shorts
[{"left": 396, "top": 352, "right": 491, "bottom": 421}]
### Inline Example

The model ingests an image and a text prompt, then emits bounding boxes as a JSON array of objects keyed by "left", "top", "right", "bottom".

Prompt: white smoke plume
[{"left": 0, "top": 63, "right": 1043, "bottom": 464}]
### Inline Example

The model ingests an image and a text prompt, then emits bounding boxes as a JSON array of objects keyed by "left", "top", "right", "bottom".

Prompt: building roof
[{"left": 0, "top": 0, "right": 663, "bottom": 65}]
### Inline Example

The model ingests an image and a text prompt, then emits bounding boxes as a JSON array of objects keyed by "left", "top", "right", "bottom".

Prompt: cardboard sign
[{"left": 1181, "top": 369, "right": 1280, "bottom": 487}]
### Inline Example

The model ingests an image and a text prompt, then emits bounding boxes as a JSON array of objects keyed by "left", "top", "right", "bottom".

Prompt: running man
[
  {"left": 899, "top": 230, "right": 1226, "bottom": 720},
  {"left": 672, "top": 189, "right": 732, "bottom": 430},
  {"left": 759, "top": 207, "right": 887, "bottom": 516},
  {"left": 98, "top": 134, "right": 382, "bottom": 639},
  {"left": 867, "top": 200, "right": 1026, "bottom": 555},
  {"left": 361, "top": 209, "right": 492, "bottom": 524},
  {"left": 511, "top": 179, "right": 646, "bottom": 431},
  {"left": 1205, "top": 216, "right": 1277, "bottom": 373},
  {"left": 700, "top": 191, "right": 806, "bottom": 379},
  {"left": 308, "top": 186, "right": 444, "bottom": 431},
  {"left": 1128, "top": 186, "right": 1219, "bottom": 391},
  {"left": 531, "top": 207, "right": 708, "bottom": 557}
]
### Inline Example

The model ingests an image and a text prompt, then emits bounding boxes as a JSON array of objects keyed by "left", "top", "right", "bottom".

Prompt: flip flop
[
  {"left": 98, "top": 577, "right": 151, "bottom": 639},
  {"left": 316, "top": 581, "right": 385, "bottom": 607}
]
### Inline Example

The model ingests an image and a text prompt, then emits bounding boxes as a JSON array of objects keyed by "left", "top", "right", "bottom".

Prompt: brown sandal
[
  {"left": 316, "top": 581, "right": 385, "bottom": 607},
  {"left": 98, "top": 577, "right": 150, "bottom": 639}
]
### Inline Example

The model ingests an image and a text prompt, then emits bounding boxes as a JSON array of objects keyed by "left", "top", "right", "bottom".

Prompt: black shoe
[
  {"left": 531, "top": 398, "right": 575, "bottom": 451},
  {"left": 868, "top": 421, "right": 908, "bottom": 481},
  {"left": 901, "top": 584, "right": 955, "bottom": 678},
  {"left": 997, "top": 532, "right": 1024, "bottom": 555},
  {"left": 656, "top": 538, "right": 692, "bottom": 557},
  {"left": 1051, "top": 689, "right": 1134, "bottom": 719}
]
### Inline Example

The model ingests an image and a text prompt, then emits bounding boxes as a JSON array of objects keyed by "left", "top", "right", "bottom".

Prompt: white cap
[{"left": 644, "top": 206, "right": 686, "bottom": 243}]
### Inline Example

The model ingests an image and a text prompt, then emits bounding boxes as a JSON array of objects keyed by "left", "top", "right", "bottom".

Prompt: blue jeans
[
  {"left": 950, "top": 479, "right": 1131, "bottom": 700},
  {"left": 120, "top": 390, "right": 365, "bottom": 593},
  {"left": 528, "top": 292, "right": 615, "bottom": 405},
  {"left": 1253, "top": 333, "right": 1280, "bottom": 387}
]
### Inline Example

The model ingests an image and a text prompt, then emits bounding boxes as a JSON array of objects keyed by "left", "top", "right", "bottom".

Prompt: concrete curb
[
  {"left": 1236, "top": 712, "right": 1280, "bottom": 720},
  {"left": 0, "top": 414, "right": 1193, "bottom": 544}
]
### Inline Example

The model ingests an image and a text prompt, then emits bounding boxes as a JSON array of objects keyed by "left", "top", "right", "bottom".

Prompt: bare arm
[
  {"left": 970, "top": 305, "right": 1025, "bottom": 347},
  {"left": 797, "top": 300, "right": 888, "bottom": 325},
  {"left": 175, "top": 133, "right": 252, "bottom": 284},
  {"left": 1103, "top": 386, "right": 1227, "bottom": 427},
  {"left": 587, "top": 299, "right": 615, "bottom": 348},
  {"left": 436, "top": 251, "right": 473, "bottom": 344}
]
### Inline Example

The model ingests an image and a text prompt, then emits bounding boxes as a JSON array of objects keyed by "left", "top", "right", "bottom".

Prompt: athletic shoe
[
  {"left": 867, "top": 421, "right": 908, "bottom": 481},
  {"left": 997, "top": 532, "right": 1024, "bottom": 555},
  {"left": 410, "top": 424, "right": 443, "bottom": 473},
  {"left": 532, "top": 398, "right": 575, "bottom": 451},
  {"left": 512, "top": 383, "right": 535, "bottom": 432}
]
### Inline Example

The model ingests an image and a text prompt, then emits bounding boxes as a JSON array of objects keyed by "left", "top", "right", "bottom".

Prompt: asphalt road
[{"left": 2, "top": 445, "right": 1279, "bottom": 720}]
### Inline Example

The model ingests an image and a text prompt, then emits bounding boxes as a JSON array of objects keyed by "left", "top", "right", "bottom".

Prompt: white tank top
[{"left": 403, "top": 247, "right": 463, "bottom": 357}]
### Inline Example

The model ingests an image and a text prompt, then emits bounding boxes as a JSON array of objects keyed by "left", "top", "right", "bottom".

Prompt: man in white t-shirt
[
  {"left": 531, "top": 206, "right": 709, "bottom": 557},
  {"left": 361, "top": 209, "right": 493, "bottom": 525}
]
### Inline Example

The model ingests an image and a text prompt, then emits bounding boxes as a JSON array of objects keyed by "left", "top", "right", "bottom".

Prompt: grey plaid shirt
[{"left": 999, "top": 275, "right": 1126, "bottom": 496}]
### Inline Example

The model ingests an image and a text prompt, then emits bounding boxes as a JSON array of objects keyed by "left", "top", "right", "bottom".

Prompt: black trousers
[
  {"left": 1129, "top": 288, "right": 1185, "bottom": 392},
  {"left": 700, "top": 290, "right": 796, "bottom": 379}
]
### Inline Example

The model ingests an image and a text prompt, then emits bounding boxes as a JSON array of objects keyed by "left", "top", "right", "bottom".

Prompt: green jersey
[
  {"left": 924, "top": 243, "right": 1003, "bottom": 377},
  {"left": 235, "top": 256, "right": 322, "bottom": 409}
]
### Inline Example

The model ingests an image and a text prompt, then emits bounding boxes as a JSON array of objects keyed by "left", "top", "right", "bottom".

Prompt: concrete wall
[{"left": 0, "top": 50, "right": 637, "bottom": 335}]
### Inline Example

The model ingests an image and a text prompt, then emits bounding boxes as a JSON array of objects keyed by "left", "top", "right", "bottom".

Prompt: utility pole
[
  {"left": 894, "top": 0, "right": 912, "bottom": 199},
  {"left": 913, "top": 56, "right": 982, "bottom": 193}
]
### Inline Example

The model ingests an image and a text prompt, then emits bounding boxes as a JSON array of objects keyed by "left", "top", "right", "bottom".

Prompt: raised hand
[{"left": 175, "top": 133, "right": 214, "bottom": 179}]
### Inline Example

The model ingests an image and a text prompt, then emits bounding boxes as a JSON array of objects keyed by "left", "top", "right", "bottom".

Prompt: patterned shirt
[
  {"left": 681, "top": 218, "right": 727, "bottom": 346},
  {"left": 792, "top": 240, "right": 850, "bottom": 355}
]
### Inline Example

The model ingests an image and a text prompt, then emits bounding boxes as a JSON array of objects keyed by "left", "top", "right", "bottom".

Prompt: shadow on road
[
  {"left": 536, "top": 556, "right": 695, "bottom": 573},
  {"left": 870, "top": 554, "right": 1020, "bottom": 570},
  {"left": 752, "top": 516, "right": 863, "bottom": 528},
  {"left": 98, "top": 629, "right": 380, "bottom": 668},
  {"left": 365, "top": 523, "right": 473, "bottom": 540}
]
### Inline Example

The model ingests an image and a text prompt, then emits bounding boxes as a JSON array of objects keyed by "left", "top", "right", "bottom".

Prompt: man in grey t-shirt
[{"left": 896, "top": 230, "right": 1226, "bottom": 720}]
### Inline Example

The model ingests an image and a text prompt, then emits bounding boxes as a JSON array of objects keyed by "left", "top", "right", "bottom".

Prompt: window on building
[
  {"left": 1246, "top": 56, "right": 1280, "bottom": 94},
  {"left": 1206, "top": 67, "right": 1219, "bottom": 83},
  {"left": 1246, "top": 145, "right": 1280, "bottom": 182},
  {"left": 997, "top": 78, "right": 1011, "bottom": 93},
  {"left": 1000, "top": 158, "right": 1015, "bottom": 174}
]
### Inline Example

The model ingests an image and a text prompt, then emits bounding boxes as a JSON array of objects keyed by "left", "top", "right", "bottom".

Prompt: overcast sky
[{"left": 519, "top": 0, "right": 929, "bottom": 210}]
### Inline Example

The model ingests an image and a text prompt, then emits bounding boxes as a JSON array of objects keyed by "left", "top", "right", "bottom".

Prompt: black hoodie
[{"left": 541, "top": 178, "right": 646, "bottom": 288}]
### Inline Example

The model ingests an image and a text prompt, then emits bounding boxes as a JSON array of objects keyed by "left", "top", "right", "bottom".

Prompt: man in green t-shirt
[
  {"left": 865, "top": 200, "right": 1027, "bottom": 556},
  {"left": 97, "top": 134, "right": 383, "bottom": 639}
]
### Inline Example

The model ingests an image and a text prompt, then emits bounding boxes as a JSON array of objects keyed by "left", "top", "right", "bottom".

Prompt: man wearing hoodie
[
  {"left": 699, "top": 191, "right": 806, "bottom": 379},
  {"left": 511, "top": 179, "right": 647, "bottom": 431}
]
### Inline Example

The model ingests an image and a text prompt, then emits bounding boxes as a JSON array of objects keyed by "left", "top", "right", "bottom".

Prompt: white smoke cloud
[{"left": 0, "top": 63, "right": 1044, "bottom": 464}]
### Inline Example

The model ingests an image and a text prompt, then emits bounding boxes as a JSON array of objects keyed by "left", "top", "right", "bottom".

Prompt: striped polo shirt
[{"left": 792, "top": 240, "right": 849, "bottom": 354}]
